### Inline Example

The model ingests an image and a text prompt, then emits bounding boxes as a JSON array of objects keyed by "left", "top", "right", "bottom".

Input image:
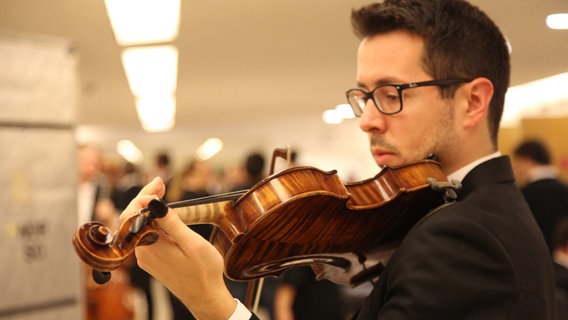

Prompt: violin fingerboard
[{"left": 174, "top": 200, "right": 230, "bottom": 226}]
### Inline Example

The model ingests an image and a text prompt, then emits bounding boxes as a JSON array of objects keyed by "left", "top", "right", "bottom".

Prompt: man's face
[
  {"left": 78, "top": 147, "right": 100, "bottom": 182},
  {"left": 356, "top": 30, "right": 459, "bottom": 168}
]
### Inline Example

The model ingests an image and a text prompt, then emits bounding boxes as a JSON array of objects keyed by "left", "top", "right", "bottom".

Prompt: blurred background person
[
  {"left": 226, "top": 151, "right": 277, "bottom": 319},
  {"left": 77, "top": 144, "right": 116, "bottom": 228},
  {"left": 149, "top": 151, "right": 173, "bottom": 184},
  {"left": 77, "top": 144, "right": 135, "bottom": 320},
  {"left": 113, "top": 161, "right": 145, "bottom": 212},
  {"left": 166, "top": 157, "right": 219, "bottom": 320},
  {"left": 177, "top": 158, "right": 219, "bottom": 239},
  {"left": 220, "top": 163, "right": 248, "bottom": 193},
  {"left": 230, "top": 151, "right": 267, "bottom": 191},
  {"left": 112, "top": 161, "right": 157, "bottom": 320},
  {"left": 552, "top": 217, "right": 568, "bottom": 318},
  {"left": 273, "top": 149, "right": 345, "bottom": 320},
  {"left": 274, "top": 266, "right": 344, "bottom": 320},
  {"left": 512, "top": 138, "right": 568, "bottom": 252}
]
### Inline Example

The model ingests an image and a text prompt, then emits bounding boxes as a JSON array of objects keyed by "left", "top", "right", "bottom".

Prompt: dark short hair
[
  {"left": 245, "top": 152, "right": 265, "bottom": 177},
  {"left": 513, "top": 139, "right": 552, "bottom": 165},
  {"left": 351, "top": 0, "right": 510, "bottom": 146},
  {"left": 156, "top": 152, "right": 170, "bottom": 166}
]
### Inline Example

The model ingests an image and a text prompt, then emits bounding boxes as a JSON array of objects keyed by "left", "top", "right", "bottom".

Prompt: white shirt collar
[
  {"left": 447, "top": 151, "right": 502, "bottom": 183},
  {"left": 526, "top": 165, "right": 559, "bottom": 182}
]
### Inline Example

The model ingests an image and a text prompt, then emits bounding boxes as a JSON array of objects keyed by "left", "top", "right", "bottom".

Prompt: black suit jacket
[
  {"left": 354, "top": 156, "right": 555, "bottom": 319},
  {"left": 553, "top": 262, "right": 568, "bottom": 319}
]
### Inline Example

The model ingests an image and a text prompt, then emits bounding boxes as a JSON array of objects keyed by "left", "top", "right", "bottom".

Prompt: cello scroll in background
[{"left": 73, "top": 160, "right": 459, "bottom": 286}]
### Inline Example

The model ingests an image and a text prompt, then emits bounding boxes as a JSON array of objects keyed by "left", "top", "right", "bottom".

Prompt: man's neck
[{"left": 447, "top": 151, "right": 501, "bottom": 182}]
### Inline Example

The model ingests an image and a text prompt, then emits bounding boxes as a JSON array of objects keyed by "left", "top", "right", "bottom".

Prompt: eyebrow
[{"left": 356, "top": 77, "right": 406, "bottom": 90}]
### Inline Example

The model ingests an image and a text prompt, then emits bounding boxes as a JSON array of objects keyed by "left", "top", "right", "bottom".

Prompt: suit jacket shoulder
[{"left": 355, "top": 156, "right": 555, "bottom": 319}]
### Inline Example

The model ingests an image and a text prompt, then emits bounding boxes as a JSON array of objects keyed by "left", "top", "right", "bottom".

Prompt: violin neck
[
  {"left": 166, "top": 189, "right": 247, "bottom": 226},
  {"left": 172, "top": 200, "right": 231, "bottom": 226}
]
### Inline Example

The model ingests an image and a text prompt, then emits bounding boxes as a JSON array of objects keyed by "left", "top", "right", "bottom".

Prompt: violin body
[
  {"left": 212, "top": 160, "right": 448, "bottom": 281},
  {"left": 73, "top": 160, "right": 453, "bottom": 285}
]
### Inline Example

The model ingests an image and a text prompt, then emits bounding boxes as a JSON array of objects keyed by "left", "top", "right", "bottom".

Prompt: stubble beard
[{"left": 368, "top": 102, "right": 458, "bottom": 166}]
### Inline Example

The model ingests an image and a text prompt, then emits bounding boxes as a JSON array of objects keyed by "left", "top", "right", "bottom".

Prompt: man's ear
[{"left": 463, "top": 77, "right": 494, "bottom": 128}]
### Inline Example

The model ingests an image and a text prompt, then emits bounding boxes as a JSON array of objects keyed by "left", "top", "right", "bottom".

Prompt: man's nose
[{"left": 359, "top": 99, "right": 385, "bottom": 133}]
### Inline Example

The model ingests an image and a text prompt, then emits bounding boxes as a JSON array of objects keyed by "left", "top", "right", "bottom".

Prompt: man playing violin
[{"left": 119, "top": 0, "right": 556, "bottom": 318}]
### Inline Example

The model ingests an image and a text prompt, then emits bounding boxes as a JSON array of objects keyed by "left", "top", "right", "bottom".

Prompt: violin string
[{"left": 168, "top": 189, "right": 248, "bottom": 208}]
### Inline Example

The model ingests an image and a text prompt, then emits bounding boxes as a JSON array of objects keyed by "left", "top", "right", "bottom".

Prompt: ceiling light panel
[
  {"left": 104, "top": 0, "right": 181, "bottom": 46},
  {"left": 121, "top": 45, "right": 178, "bottom": 97},
  {"left": 136, "top": 95, "right": 176, "bottom": 132}
]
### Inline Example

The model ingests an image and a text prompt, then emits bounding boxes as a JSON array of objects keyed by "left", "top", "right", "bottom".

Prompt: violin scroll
[{"left": 73, "top": 198, "right": 170, "bottom": 283}]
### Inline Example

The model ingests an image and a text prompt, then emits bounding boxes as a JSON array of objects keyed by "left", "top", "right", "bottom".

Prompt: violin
[{"left": 73, "top": 159, "right": 459, "bottom": 287}]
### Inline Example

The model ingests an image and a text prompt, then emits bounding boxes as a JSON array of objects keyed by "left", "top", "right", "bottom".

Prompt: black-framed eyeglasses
[{"left": 345, "top": 78, "right": 472, "bottom": 117}]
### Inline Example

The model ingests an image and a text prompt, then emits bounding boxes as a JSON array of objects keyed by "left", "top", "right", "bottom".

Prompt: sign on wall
[{"left": 0, "top": 31, "right": 81, "bottom": 319}]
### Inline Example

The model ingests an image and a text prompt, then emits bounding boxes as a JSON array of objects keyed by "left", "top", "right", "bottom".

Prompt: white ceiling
[{"left": 1, "top": 0, "right": 567, "bottom": 175}]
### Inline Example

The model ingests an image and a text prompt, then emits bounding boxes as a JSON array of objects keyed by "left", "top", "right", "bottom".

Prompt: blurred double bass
[{"left": 73, "top": 149, "right": 460, "bottom": 305}]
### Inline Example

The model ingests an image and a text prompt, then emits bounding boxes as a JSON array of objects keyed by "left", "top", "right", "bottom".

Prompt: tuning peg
[
  {"left": 92, "top": 269, "right": 111, "bottom": 285},
  {"left": 148, "top": 198, "right": 169, "bottom": 218},
  {"left": 124, "top": 199, "right": 168, "bottom": 242}
]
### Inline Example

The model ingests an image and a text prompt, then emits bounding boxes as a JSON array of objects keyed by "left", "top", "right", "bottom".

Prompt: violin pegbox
[{"left": 124, "top": 198, "right": 168, "bottom": 243}]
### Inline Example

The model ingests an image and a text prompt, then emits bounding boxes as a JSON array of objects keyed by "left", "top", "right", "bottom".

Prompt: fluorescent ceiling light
[
  {"left": 502, "top": 72, "right": 568, "bottom": 127},
  {"left": 196, "top": 138, "right": 224, "bottom": 160},
  {"left": 116, "top": 139, "right": 144, "bottom": 164},
  {"left": 122, "top": 46, "right": 178, "bottom": 131},
  {"left": 121, "top": 45, "right": 178, "bottom": 97},
  {"left": 104, "top": 0, "right": 181, "bottom": 46},
  {"left": 335, "top": 104, "right": 356, "bottom": 119},
  {"left": 322, "top": 109, "right": 343, "bottom": 124},
  {"left": 136, "top": 95, "right": 176, "bottom": 132},
  {"left": 547, "top": 13, "right": 568, "bottom": 30},
  {"left": 322, "top": 104, "right": 355, "bottom": 124}
]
